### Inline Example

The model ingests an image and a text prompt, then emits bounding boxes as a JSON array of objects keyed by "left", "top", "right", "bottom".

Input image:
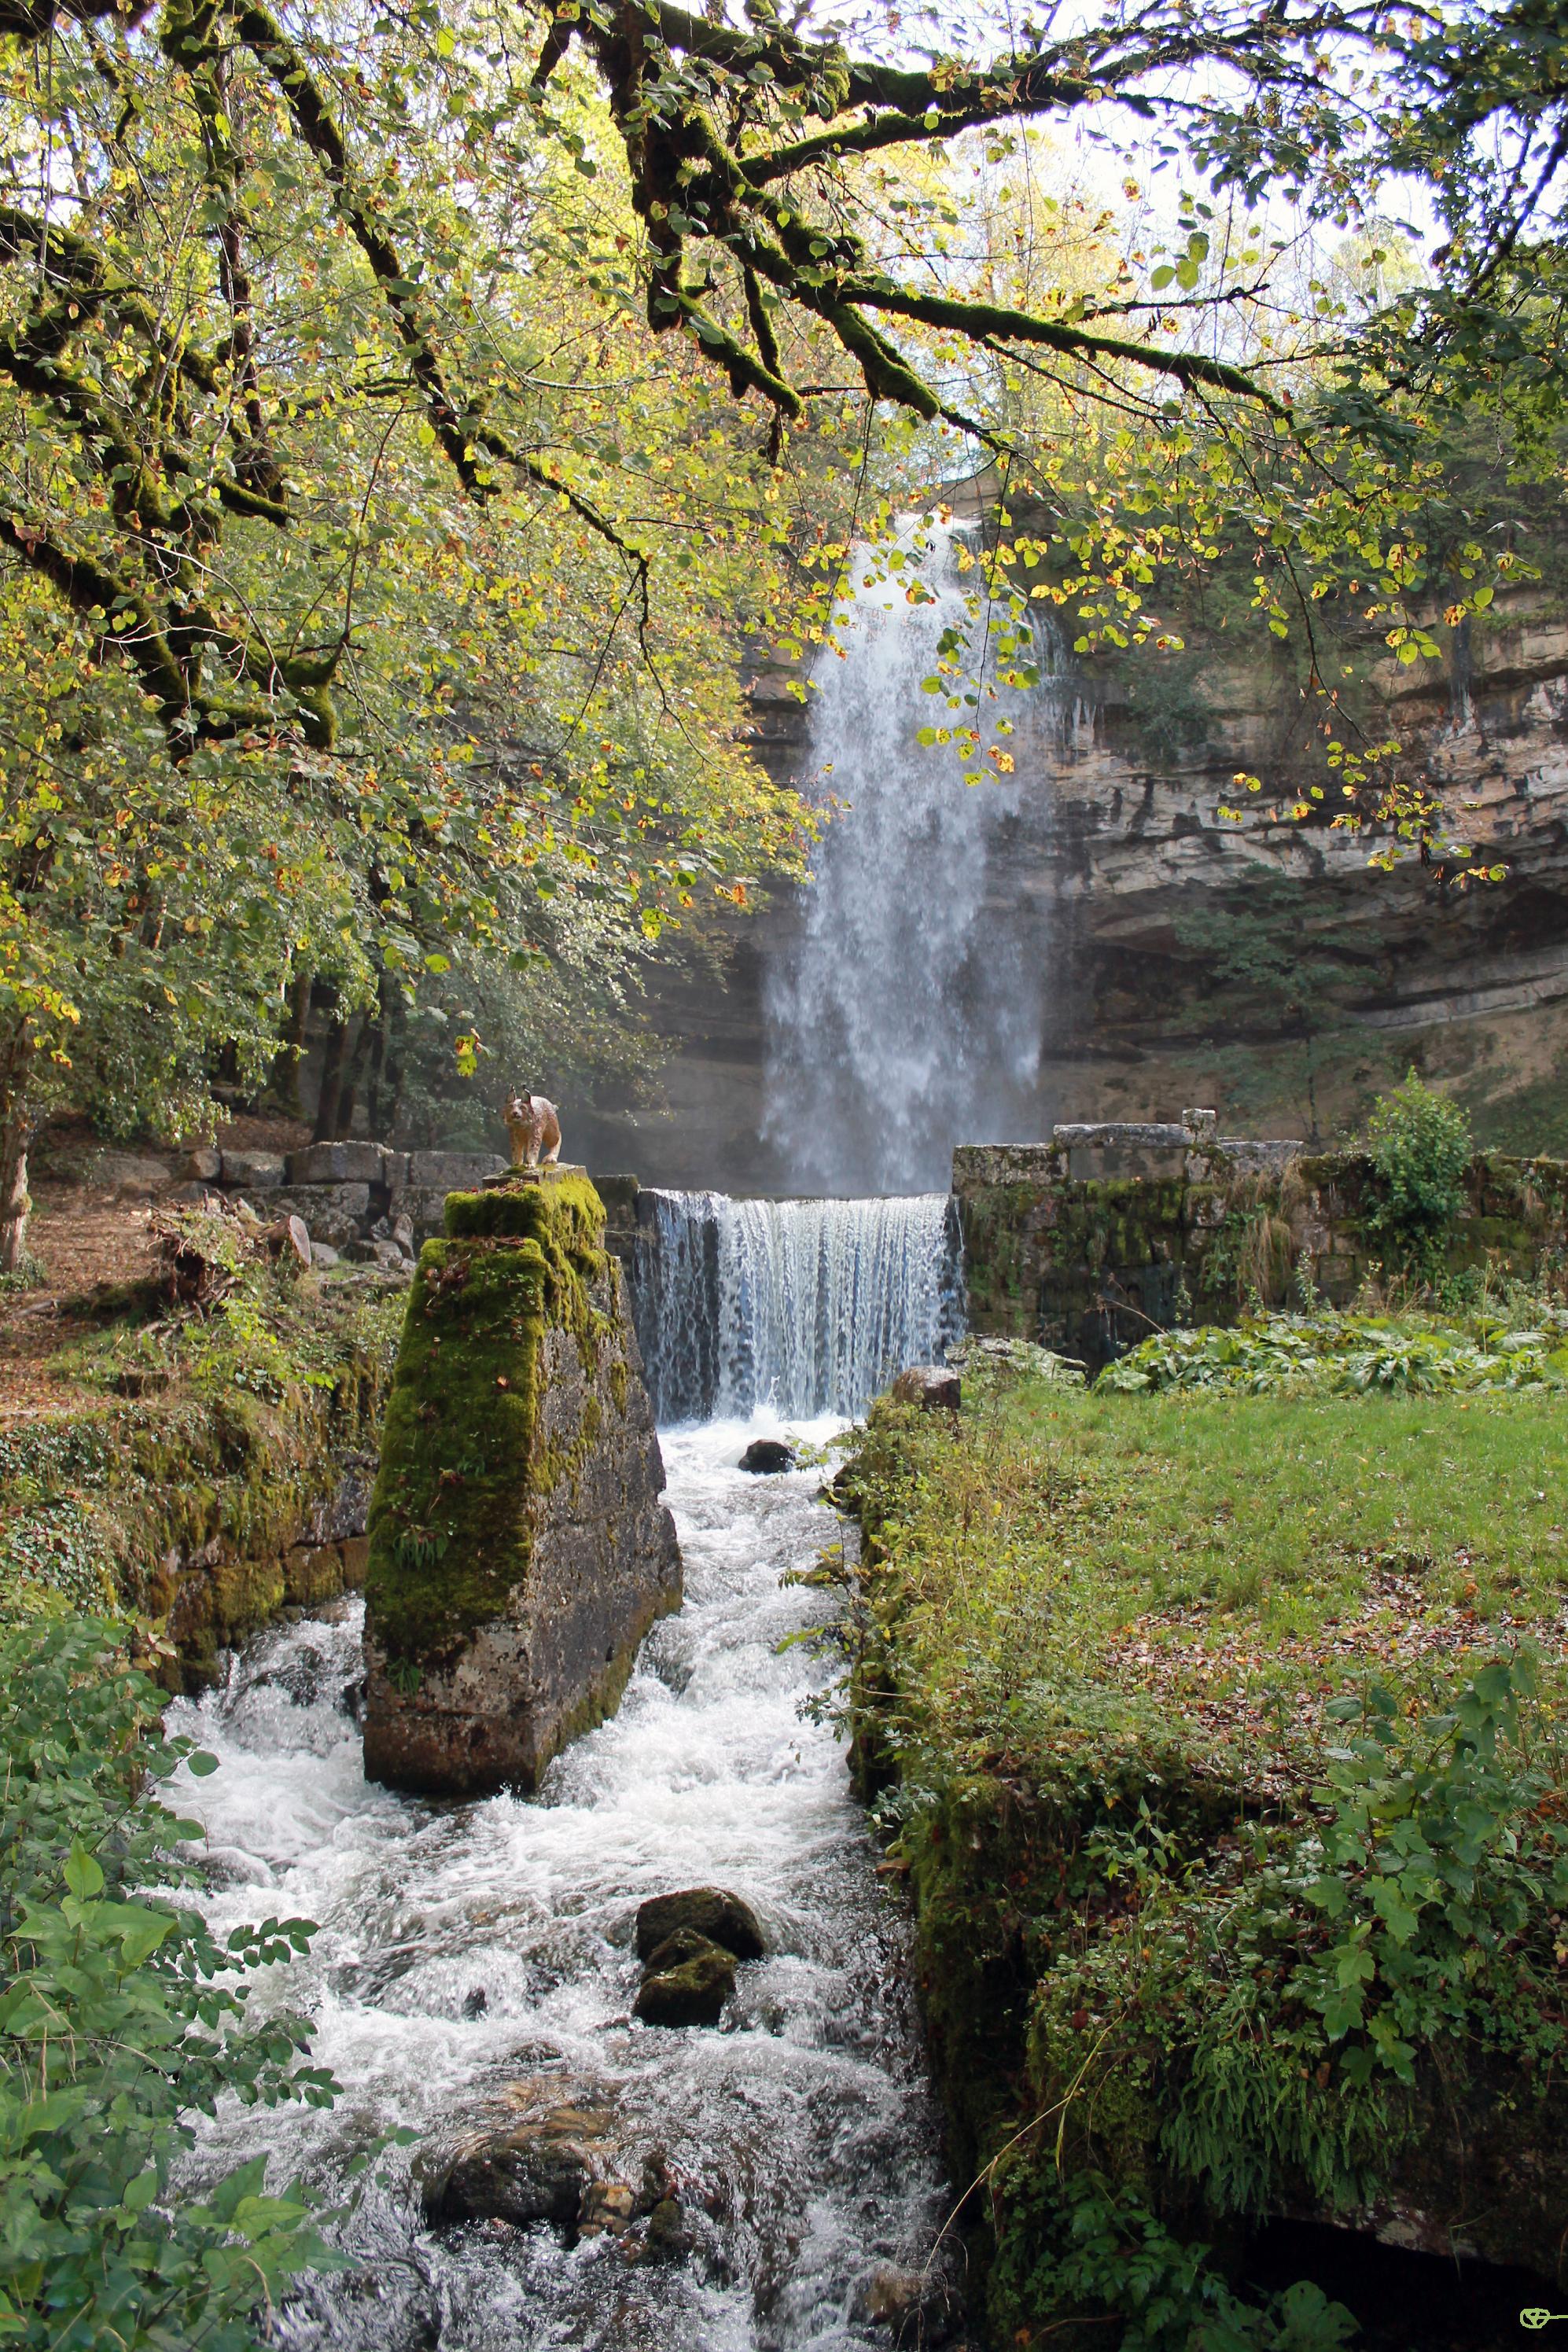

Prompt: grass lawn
[{"left": 851, "top": 1378, "right": 1568, "bottom": 1790}]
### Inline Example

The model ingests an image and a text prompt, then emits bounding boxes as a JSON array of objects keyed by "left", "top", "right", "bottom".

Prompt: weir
[{"left": 628, "top": 1186, "right": 965, "bottom": 1422}]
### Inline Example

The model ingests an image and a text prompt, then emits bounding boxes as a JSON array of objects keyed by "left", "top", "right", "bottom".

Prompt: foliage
[
  {"left": 1363, "top": 1073, "right": 1475, "bottom": 1275},
  {"left": 0, "top": 1614, "right": 340, "bottom": 2348},
  {"left": 1282, "top": 1658, "right": 1566, "bottom": 2079},
  {"left": 0, "top": 0, "right": 1551, "bottom": 930},
  {"left": 0, "top": 0, "right": 1554, "bottom": 1198},
  {"left": 989, "top": 2171, "right": 1358, "bottom": 2352},
  {"left": 1099, "top": 1306, "right": 1568, "bottom": 1396},
  {"left": 0, "top": 19, "right": 836, "bottom": 1211}
]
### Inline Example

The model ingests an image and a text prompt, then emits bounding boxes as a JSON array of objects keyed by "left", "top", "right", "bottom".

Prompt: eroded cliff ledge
[
  {"left": 362, "top": 1172, "right": 680, "bottom": 1796},
  {"left": 573, "top": 576, "right": 1568, "bottom": 1188}
]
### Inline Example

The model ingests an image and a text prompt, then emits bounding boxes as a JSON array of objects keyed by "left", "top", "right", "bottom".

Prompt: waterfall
[
  {"left": 631, "top": 1188, "right": 964, "bottom": 1422},
  {"left": 760, "top": 514, "right": 1081, "bottom": 1196}
]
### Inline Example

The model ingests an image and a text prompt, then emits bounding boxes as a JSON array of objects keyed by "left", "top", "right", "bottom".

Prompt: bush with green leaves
[
  {"left": 0, "top": 1615, "right": 342, "bottom": 2348},
  {"left": 998, "top": 1656, "right": 1567, "bottom": 2344},
  {"left": 1363, "top": 1070, "right": 1474, "bottom": 1275},
  {"left": 1099, "top": 1307, "right": 1568, "bottom": 1394}
]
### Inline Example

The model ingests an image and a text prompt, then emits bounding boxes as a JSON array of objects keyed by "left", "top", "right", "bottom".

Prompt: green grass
[{"left": 849, "top": 1379, "right": 1568, "bottom": 1787}]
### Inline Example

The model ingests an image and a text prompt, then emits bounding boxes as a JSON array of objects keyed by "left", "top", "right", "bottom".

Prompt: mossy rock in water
[
  {"left": 362, "top": 1171, "right": 682, "bottom": 1794},
  {"left": 635, "top": 1886, "right": 765, "bottom": 1963},
  {"left": 634, "top": 1931, "right": 738, "bottom": 2028}
]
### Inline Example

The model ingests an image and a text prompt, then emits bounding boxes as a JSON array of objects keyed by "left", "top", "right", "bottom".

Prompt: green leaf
[
  {"left": 63, "top": 1841, "right": 104, "bottom": 1901},
  {"left": 1319, "top": 1983, "right": 1365, "bottom": 2037},
  {"left": 1369, "top": 1874, "right": 1421, "bottom": 1944}
]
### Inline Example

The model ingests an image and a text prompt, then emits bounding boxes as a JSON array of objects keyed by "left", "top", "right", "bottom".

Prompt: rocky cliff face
[
  {"left": 362, "top": 1172, "right": 680, "bottom": 1796},
  {"left": 573, "top": 586, "right": 1568, "bottom": 1189}
]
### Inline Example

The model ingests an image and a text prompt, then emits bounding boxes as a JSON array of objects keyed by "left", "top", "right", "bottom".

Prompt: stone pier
[{"left": 362, "top": 1169, "right": 680, "bottom": 1795}]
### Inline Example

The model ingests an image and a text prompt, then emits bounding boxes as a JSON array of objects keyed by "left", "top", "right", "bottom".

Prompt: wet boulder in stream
[
  {"left": 738, "top": 1437, "right": 794, "bottom": 1474},
  {"left": 631, "top": 1888, "right": 765, "bottom": 2029},
  {"left": 423, "top": 2081, "right": 628, "bottom": 2232},
  {"left": 633, "top": 1930, "right": 738, "bottom": 2027},
  {"left": 634, "top": 1886, "right": 765, "bottom": 1964}
]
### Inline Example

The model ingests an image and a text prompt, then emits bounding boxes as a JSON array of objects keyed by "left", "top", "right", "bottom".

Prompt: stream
[{"left": 171, "top": 1413, "right": 956, "bottom": 2350}]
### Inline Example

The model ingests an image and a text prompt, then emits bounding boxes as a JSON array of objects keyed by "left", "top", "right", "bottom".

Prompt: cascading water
[
  {"left": 761, "top": 513, "right": 1083, "bottom": 1196},
  {"left": 631, "top": 1188, "right": 964, "bottom": 1422},
  {"left": 164, "top": 533, "right": 1032, "bottom": 2349},
  {"left": 172, "top": 1423, "right": 956, "bottom": 2350}
]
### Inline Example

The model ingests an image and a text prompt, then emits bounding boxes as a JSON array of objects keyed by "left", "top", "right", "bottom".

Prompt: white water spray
[
  {"left": 172, "top": 1423, "right": 954, "bottom": 2350},
  {"left": 761, "top": 516, "right": 1070, "bottom": 1194}
]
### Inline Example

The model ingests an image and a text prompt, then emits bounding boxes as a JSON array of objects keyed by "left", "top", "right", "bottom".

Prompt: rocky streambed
[{"left": 171, "top": 1416, "right": 961, "bottom": 2350}]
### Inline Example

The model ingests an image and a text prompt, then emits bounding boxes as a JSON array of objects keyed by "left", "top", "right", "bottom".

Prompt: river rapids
[{"left": 170, "top": 1415, "right": 956, "bottom": 2350}]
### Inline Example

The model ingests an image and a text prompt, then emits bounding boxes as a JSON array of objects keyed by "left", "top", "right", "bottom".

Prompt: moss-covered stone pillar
[{"left": 362, "top": 1170, "right": 680, "bottom": 1795}]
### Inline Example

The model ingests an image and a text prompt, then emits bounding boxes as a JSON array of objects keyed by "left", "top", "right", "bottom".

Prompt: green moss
[
  {"left": 366, "top": 1178, "right": 609, "bottom": 1669},
  {"left": 443, "top": 1171, "right": 605, "bottom": 1268},
  {"left": 0, "top": 1274, "right": 402, "bottom": 1680}
]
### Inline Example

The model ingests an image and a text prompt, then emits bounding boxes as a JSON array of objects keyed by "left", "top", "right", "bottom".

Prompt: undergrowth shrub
[
  {"left": 1363, "top": 1071, "right": 1474, "bottom": 1275},
  {"left": 992, "top": 1655, "right": 1566, "bottom": 2344},
  {"left": 1099, "top": 1307, "right": 1568, "bottom": 1393},
  {"left": 0, "top": 1616, "right": 344, "bottom": 2347}
]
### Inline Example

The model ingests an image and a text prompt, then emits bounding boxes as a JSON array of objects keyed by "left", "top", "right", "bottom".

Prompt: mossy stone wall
[
  {"left": 955, "top": 1146, "right": 1568, "bottom": 1364},
  {"left": 361, "top": 1172, "right": 680, "bottom": 1796}
]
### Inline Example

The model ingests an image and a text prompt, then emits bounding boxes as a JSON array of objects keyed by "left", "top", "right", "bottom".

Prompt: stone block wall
[
  {"left": 955, "top": 1122, "right": 1568, "bottom": 1367},
  {"left": 178, "top": 1142, "right": 509, "bottom": 1261}
]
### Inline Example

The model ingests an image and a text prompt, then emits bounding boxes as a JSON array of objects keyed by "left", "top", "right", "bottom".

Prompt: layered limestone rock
[
  {"left": 570, "top": 576, "right": 1568, "bottom": 1187},
  {"left": 362, "top": 1171, "right": 680, "bottom": 1795}
]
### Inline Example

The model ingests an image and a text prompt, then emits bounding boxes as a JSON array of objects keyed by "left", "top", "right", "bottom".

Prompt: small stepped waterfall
[{"left": 630, "top": 1187, "right": 965, "bottom": 1422}]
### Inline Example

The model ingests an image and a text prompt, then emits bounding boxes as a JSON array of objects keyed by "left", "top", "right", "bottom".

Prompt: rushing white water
[
  {"left": 171, "top": 1419, "right": 955, "bottom": 2350},
  {"left": 631, "top": 1191, "right": 963, "bottom": 1423},
  {"left": 761, "top": 516, "right": 1070, "bottom": 1195}
]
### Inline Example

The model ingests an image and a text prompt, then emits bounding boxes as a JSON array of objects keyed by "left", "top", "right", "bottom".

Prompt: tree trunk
[
  {"left": 376, "top": 985, "right": 407, "bottom": 1140},
  {"left": 314, "top": 1010, "right": 350, "bottom": 1140},
  {"left": 271, "top": 974, "right": 312, "bottom": 1117},
  {"left": 337, "top": 1005, "right": 381, "bottom": 1143},
  {"left": 0, "top": 1029, "right": 35, "bottom": 1274}
]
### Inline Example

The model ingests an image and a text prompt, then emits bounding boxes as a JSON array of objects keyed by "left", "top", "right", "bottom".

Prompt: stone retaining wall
[
  {"left": 955, "top": 1124, "right": 1568, "bottom": 1366},
  {"left": 178, "top": 1142, "right": 510, "bottom": 1261}
]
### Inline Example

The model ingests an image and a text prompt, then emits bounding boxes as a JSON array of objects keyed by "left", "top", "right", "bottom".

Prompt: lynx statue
[{"left": 504, "top": 1091, "right": 563, "bottom": 1169}]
